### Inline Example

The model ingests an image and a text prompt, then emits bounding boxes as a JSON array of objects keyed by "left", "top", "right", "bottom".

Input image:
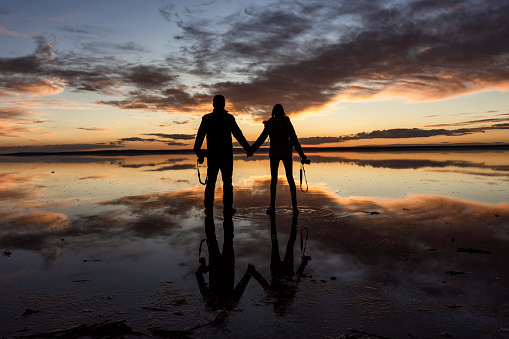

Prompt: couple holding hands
[{"left": 194, "top": 95, "right": 309, "bottom": 216}]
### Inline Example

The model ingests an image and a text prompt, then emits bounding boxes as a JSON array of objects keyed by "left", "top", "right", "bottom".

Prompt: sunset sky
[{"left": 1, "top": 0, "right": 508, "bottom": 153}]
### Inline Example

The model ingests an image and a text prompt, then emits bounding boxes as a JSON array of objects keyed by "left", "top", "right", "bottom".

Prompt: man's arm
[
  {"left": 249, "top": 126, "right": 269, "bottom": 155},
  {"left": 247, "top": 263, "right": 270, "bottom": 291},
  {"left": 231, "top": 117, "right": 250, "bottom": 152},
  {"left": 194, "top": 118, "right": 206, "bottom": 155},
  {"left": 231, "top": 266, "right": 253, "bottom": 303}
]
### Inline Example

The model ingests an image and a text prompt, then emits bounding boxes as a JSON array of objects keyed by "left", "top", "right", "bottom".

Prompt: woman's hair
[{"left": 271, "top": 104, "right": 286, "bottom": 118}]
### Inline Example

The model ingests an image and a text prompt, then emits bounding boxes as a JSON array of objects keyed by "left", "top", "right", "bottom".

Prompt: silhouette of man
[{"left": 194, "top": 95, "right": 250, "bottom": 215}]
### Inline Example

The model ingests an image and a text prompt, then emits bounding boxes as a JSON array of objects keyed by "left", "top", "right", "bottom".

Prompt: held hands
[{"left": 246, "top": 145, "right": 255, "bottom": 158}]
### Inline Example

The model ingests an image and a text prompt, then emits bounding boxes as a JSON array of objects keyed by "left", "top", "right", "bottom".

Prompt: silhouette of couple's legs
[
  {"left": 269, "top": 156, "right": 297, "bottom": 211},
  {"left": 205, "top": 157, "right": 233, "bottom": 210}
]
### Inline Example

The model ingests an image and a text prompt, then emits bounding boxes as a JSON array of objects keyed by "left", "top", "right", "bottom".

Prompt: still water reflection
[{"left": 0, "top": 151, "right": 508, "bottom": 337}]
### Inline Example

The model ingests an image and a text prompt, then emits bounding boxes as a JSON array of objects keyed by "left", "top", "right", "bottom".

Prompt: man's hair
[{"left": 213, "top": 95, "right": 225, "bottom": 108}]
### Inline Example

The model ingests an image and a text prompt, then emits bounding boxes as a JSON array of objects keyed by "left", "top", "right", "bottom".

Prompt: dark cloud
[
  {"left": 76, "top": 127, "right": 109, "bottom": 133},
  {"left": 0, "top": 143, "right": 123, "bottom": 154},
  {"left": 127, "top": 65, "right": 175, "bottom": 88},
  {"left": 337, "top": 125, "right": 509, "bottom": 142},
  {"left": 143, "top": 133, "right": 195, "bottom": 140},
  {"left": 99, "top": 88, "right": 207, "bottom": 112},
  {"left": 114, "top": 135, "right": 188, "bottom": 147},
  {"left": 424, "top": 115, "right": 509, "bottom": 128},
  {"left": 0, "top": 36, "right": 55, "bottom": 75},
  {"left": 119, "top": 137, "right": 158, "bottom": 143},
  {"left": 340, "top": 128, "right": 476, "bottom": 141},
  {"left": 115, "top": 42, "right": 147, "bottom": 52},
  {"left": 157, "top": 119, "right": 192, "bottom": 127},
  {"left": 2, "top": 0, "right": 509, "bottom": 125},
  {"left": 164, "top": 0, "right": 509, "bottom": 117},
  {"left": 60, "top": 25, "right": 118, "bottom": 36},
  {"left": 299, "top": 136, "right": 343, "bottom": 145},
  {"left": 300, "top": 124, "right": 509, "bottom": 145},
  {"left": 0, "top": 108, "right": 32, "bottom": 120},
  {"left": 0, "top": 36, "right": 180, "bottom": 111},
  {"left": 159, "top": 2, "right": 176, "bottom": 22}
]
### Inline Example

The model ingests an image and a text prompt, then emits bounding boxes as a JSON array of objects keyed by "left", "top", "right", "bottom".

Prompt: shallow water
[{"left": 1, "top": 151, "right": 508, "bottom": 338}]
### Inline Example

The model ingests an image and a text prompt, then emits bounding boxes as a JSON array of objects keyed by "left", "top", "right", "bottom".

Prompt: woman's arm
[
  {"left": 286, "top": 119, "right": 306, "bottom": 159},
  {"left": 249, "top": 125, "right": 269, "bottom": 155}
]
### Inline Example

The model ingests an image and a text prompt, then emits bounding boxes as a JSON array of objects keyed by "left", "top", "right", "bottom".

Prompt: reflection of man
[
  {"left": 194, "top": 95, "right": 250, "bottom": 216},
  {"left": 196, "top": 214, "right": 252, "bottom": 313},
  {"left": 249, "top": 213, "right": 311, "bottom": 315}
]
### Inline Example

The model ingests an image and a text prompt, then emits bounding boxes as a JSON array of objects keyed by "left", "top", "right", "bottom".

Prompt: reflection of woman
[
  {"left": 249, "top": 104, "right": 307, "bottom": 214},
  {"left": 248, "top": 213, "right": 311, "bottom": 315}
]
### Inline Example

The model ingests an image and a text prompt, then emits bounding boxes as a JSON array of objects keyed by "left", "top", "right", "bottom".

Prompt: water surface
[{"left": 1, "top": 151, "right": 508, "bottom": 337}]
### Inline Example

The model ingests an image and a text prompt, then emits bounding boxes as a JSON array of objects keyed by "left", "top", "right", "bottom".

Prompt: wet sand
[{"left": 2, "top": 190, "right": 509, "bottom": 338}]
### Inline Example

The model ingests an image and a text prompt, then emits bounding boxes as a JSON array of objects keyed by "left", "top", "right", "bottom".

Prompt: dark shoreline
[{"left": 2, "top": 144, "right": 509, "bottom": 157}]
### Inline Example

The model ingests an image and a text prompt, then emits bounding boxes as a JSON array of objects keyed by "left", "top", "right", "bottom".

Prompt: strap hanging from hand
[
  {"left": 300, "top": 162, "right": 308, "bottom": 192},
  {"left": 197, "top": 159, "right": 208, "bottom": 185}
]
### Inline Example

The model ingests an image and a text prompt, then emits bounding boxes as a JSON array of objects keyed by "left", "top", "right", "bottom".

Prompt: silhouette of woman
[
  {"left": 247, "top": 213, "right": 311, "bottom": 315},
  {"left": 249, "top": 104, "right": 307, "bottom": 214}
]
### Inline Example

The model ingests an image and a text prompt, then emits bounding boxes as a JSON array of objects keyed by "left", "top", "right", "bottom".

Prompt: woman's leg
[
  {"left": 269, "top": 157, "right": 280, "bottom": 211},
  {"left": 282, "top": 156, "right": 298, "bottom": 212}
]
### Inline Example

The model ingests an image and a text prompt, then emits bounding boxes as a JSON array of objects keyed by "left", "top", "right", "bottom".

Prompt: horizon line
[{"left": 2, "top": 143, "right": 509, "bottom": 157}]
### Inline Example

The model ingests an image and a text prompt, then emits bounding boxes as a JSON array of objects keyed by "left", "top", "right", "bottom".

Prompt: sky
[{"left": 1, "top": 0, "right": 508, "bottom": 153}]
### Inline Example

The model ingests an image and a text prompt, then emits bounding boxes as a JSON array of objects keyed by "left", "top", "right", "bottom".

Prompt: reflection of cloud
[
  {"left": 0, "top": 170, "right": 46, "bottom": 201},
  {"left": 78, "top": 173, "right": 113, "bottom": 180},
  {"left": 2, "top": 211, "right": 70, "bottom": 230},
  {"left": 113, "top": 135, "right": 188, "bottom": 147},
  {"left": 0, "top": 210, "right": 70, "bottom": 264},
  {"left": 1, "top": 172, "right": 507, "bottom": 293},
  {"left": 427, "top": 169, "right": 509, "bottom": 181},
  {"left": 305, "top": 154, "right": 509, "bottom": 175},
  {"left": 146, "top": 164, "right": 195, "bottom": 172}
]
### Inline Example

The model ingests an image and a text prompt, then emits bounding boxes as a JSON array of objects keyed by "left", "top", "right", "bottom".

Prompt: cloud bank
[
  {"left": 299, "top": 124, "right": 509, "bottom": 145},
  {"left": 0, "top": 0, "right": 507, "bottom": 120}
]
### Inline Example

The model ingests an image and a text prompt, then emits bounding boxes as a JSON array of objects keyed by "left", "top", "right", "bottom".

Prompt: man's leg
[
  {"left": 205, "top": 160, "right": 220, "bottom": 210},
  {"left": 220, "top": 157, "right": 234, "bottom": 211}
]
